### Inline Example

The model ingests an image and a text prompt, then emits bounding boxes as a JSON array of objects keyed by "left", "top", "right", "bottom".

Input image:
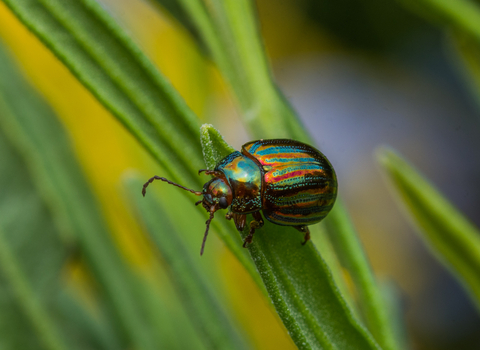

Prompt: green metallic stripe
[
  {"left": 245, "top": 139, "right": 322, "bottom": 156},
  {"left": 258, "top": 153, "right": 325, "bottom": 167},
  {"left": 256, "top": 148, "right": 322, "bottom": 161},
  {"left": 270, "top": 164, "right": 325, "bottom": 177},
  {"left": 271, "top": 192, "right": 336, "bottom": 203},
  {"left": 264, "top": 211, "right": 328, "bottom": 226},
  {"left": 244, "top": 141, "right": 327, "bottom": 168},
  {"left": 265, "top": 193, "right": 335, "bottom": 208},
  {"left": 267, "top": 180, "right": 333, "bottom": 193},
  {"left": 214, "top": 151, "right": 242, "bottom": 170},
  {"left": 255, "top": 144, "right": 322, "bottom": 156},
  {"left": 280, "top": 206, "right": 334, "bottom": 215}
]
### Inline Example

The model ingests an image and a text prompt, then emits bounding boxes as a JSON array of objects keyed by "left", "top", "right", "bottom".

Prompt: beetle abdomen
[{"left": 243, "top": 139, "right": 337, "bottom": 226}]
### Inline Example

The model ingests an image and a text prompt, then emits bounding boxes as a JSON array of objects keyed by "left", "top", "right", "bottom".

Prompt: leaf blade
[
  {"left": 125, "top": 175, "right": 251, "bottom": 350},
  {"left": 377, "top": 147, "right": 480, "bottom": 310},
  {"left": 325, "top": 202, "right": 401, "bottom": 350},
  {"left": 0, "top": 40, "right": 158, "bottom": 350},
  {"left": 0, "top": 0, "right": 256, "bottom": 287},
  {"left": 398, "top": 0, "right": 480, "bottom": 42},
  {"left": 0, "top": 228, "right": 67, "bottom": 350},
  {"left": 2, "top": 0, "right": 202, "bottom": 184},
  {"left": 203, "top": 125, "right": 380, "bottom": 350}
]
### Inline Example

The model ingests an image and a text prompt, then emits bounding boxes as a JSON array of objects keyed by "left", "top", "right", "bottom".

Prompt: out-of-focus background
[{"left": 0, "top": 0, "right": 479, "bottom": 349}]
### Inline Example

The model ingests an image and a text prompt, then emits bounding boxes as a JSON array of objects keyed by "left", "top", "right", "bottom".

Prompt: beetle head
[
  {"left": 141, "top": 173, "right": 232, "bottom": 256},
  {"left": 201, "top": 177, "right": 233, "bottom": 211}
]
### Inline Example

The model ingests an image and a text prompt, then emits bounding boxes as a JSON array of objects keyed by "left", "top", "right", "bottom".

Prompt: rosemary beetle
[{"left": 143, "top": 139, "right": 337, "bottom": 255}]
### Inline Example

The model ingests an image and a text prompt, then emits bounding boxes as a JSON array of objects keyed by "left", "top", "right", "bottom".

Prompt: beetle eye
[
  {"left": 204, "top": 194, "right": 212, "bottom": 203},
  {"left": 219, "top": 197, "right": 229, "bottom": 209}
]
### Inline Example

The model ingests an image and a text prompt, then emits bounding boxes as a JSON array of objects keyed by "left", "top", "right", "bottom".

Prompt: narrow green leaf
[
  {"left": 310, "top": 225, "right": 361, "bottom": 322},
  {"left": 155, "top": 0, "right": 307, "bottom": 140},
  {"left": 1, "top": 0, "right": 203, "bottom": 187},
  {"left": 0, "top": 42, "right": 157, "bottom": 350},
  {"left": 380, "top": 283, "right": 410, "bottom": 350},
  {"left": 54, "top": 290, "right": 123, "bottom": 350},
  {"left": 151, "top": 2, "right": 400, "bottom": 346},
  {"left": 0, "top": 228, "right": 67, "bottom": 350},
  {"left": 203, "top": 126, "right": 379, "bottom": 350},
  {"left": 0, "top": 124, "right": 69, "bottom": 350},
  {"left": 148, "top": 0, "right": 202, "bottom": 46},
  {"left": 449, "top": 31, "right": 480, "bottom": 109},
  {"left": 377, "top": 147, "right": 480, "bottom": 310},
  {"left": 0, "top": 65, "right": 122, "bottom": 349},
  {"left": 197, "top": 7, "right": 399, "bottom": 346},
  {"left": 200, "top": 123, "right": 235, "bottom": 169},
  {"left": 218, "top": 0, "right": 307, "bottom": 139},
  {"left": 130, "top": 275, "right": 209, "bottom": 350},
  {"left": 397, "top": 0, "right": 480, "bottom": 42},
  {"left": 325, "top": 202, "right": 401, "bottom": 350},
  {"left": 0, "top": 0, "right": 256, "bottom": 279},
  {"left": 398, "top": 0, "right": 480, "bottom": 112},
  {"left": 125, "top": 176, "right": 250, "bottom": 350}
]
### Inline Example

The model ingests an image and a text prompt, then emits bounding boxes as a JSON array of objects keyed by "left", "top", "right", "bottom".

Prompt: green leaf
[
  {"left": 397, "top": 0, "right": 480, "bottom": 42},
  {"left": 449, "top": 31, "right": 480, "bottom": 110},
  {"left": 200, "top": 124, "right": 235, "bottom": 169},
  {"left": 0, "top": 41, "right": 157, "bottom": 350},
  {"left": 190, "top": 9, "right": 398, "bottom": 346},
  {"left": 154, "top": 0, "right": 308, "bottom": 140},
  {"left": 125, "top": 176, "right": 250, "bottom": 350},
  {"left": 0, "top": 229, "right": 67, "bottom": 350},
  {"left": 1, "top": 0, "right": 401, "bottom": 347},
  {"left": 154, "top": 2, "right": 399, "bottom": 345},
  {"left": 325, "top": 202, "right": 401, "bottom": 350},
  {"left": 0, "top": 0, "right": 257, "bottom": 290},
  {"left": 0, "top": 91, "right": 119, "bottom": 350},
  {"left": 377, "top": 147, "right": 480, "bottom": 310},
  {"left": 202, "top": 126, "right": 380, "bottom": 350},
  {"left": 129, "top": 275, "right": 210, "bottom": 350},
  {"left": 0, "top": 127, "right": 68, "bottom": 350},
  {"left": 1, "top": 0, "right": 203, "bottom": 186},
  {"left": 0, "top": 46, "right": 126, "bottom": 349},
  {"left": 309, "top": 225, "right": 361, "bottom": 322},
  {"left": 149, "top": 0, "right": 202, "bottom": 47},
  {"left": 398, "top": 0, "right": 480, "bottom": 112},
  {"left": 53, "top": 289, "right": 123, "bottom": 350}
]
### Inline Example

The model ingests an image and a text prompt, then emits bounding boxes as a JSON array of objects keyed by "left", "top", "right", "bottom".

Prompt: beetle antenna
[
  {"left": 142, "top": 176, "right": 202, "bottom": 197},
  {"left": 198, "top": 169, "right": 223, "bottom": 177},
  {"left": 200, "top": 209, "right": 215, "bottom": 256}
]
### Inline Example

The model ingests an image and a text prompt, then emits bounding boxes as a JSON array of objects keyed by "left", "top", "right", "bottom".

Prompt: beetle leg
[
  {"left": 200, "top": 206, "right": 216, "bottom": 256},
  {"left": 243, "top": 212, "right": 264, "bottom": 248},
  {"left": 233, "top": 214, "right": 247, "bottom": 231},
  {"left": 294, "top": 226, "right": 311, "bottom": 245},
  {"left": 225, "top": 210, "right": 234, "bottom": 220}
]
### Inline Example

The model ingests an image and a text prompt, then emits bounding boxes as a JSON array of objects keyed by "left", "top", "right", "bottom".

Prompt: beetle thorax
[{"left": 202, "top": 177, "right": 233, "bottom": 211}]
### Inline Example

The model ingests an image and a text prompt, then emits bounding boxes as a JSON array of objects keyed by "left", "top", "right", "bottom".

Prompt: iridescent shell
[
  {"left": 143, "top": 138, "right": 337, "bottom": 254},
  {"left": 242, "top": 139, "right": 337, "bottom": 226}
]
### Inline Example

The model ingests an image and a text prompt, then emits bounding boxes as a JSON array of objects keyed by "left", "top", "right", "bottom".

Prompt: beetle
[{"left": 142, "top": 139, "right": 337, "bottom": 255}]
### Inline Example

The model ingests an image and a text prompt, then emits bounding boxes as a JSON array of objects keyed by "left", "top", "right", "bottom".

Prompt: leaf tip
[
  {"left": 199, "top": 124, "right": 235, "bottom": 169},
  {"left": 375, "top": 145, "right": 404, "bottom": 172}
]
